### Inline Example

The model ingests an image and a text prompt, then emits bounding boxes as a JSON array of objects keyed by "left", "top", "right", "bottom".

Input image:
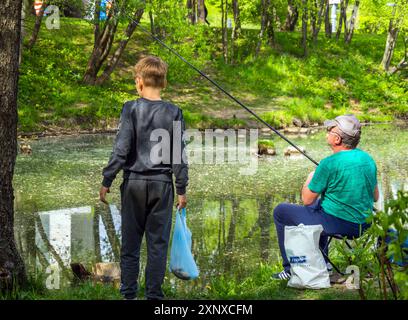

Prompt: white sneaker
[{"left": 272, "top": 270, "right": 291, "bottom": 280}]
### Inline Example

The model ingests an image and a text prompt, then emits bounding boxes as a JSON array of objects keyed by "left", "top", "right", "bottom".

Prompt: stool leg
[
  {"left": 320, "top": 236, "right": 345, "bottom": 276},
  {"left": 322, "top": 252, "right": 345, "bottom": 276}
]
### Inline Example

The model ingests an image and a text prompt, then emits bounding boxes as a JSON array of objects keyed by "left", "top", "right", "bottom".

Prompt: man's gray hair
[{"left": 339, "top": 130, "right": 361, "bottom": 149}]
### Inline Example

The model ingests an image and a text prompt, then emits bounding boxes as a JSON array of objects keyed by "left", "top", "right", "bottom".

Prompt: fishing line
[{"left": 120, "top": 11, "right": 319, "bottom": 166}]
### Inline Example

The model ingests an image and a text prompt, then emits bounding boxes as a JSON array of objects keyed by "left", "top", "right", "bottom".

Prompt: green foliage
[
  {"left": 333, "top": 191, "right": 408, "bottom": 300},
  {"left": 18, "top": 3, "right": 408, "bottom": 133},
  {"left": 45, "top": 0, "right": 85, "bottom": 17},
  {"left": 1, "top": 262, "right": 359, "bottom": 300},
  {"left": 260, "top": 111, "right": 292, "bottom": 128},
  {"left": 368, "top": 191, "right": 408, "bottom": 299},
  {"left": 182, "top": 110, "right": 245, "bottom": 129},
  {"left": 147, "top": 1, "right": 217, "bottom": 84},
  {"left": 19, "top": 18, "right": 133, "bottom": 132},
  {"left": 0, "top": 273, "right": 48, "bottom": 300},
  {"left": 257, "top": 139, "right": 275, "bottom": 149},
  {"left": 360, "top": 0, "right": 408, "bottom": 34}
]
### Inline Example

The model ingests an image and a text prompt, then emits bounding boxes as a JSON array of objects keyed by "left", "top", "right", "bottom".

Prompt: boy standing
[{"left": 99, "top": 56, "right": 188, "bottom": 300}]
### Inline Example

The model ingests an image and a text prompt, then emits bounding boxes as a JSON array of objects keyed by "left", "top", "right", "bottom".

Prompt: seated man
[{"left": 272, "top": 114, "right": 379, "bottom": 280}]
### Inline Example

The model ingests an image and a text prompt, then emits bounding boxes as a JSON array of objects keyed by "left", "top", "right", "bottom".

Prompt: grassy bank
[
  {"left": 2, "top": 263, "right": 361, "bottom": 300},
  {"left": 18, "top": 17, "right": 407, "bottom": 133}
]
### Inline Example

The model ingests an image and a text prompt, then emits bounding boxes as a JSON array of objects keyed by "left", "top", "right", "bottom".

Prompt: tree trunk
[
  {"left": 224, "top": 198, "right": 239, "bottom": 271},
  {"left": 86, "top": 1, "right": 119, "bottom": 79},
  {"left": 186, "top": 0, "right": 197, "bottom": 24},
  {"left": 266, "top": 3, "right": 275, "bottom": 46},
  {"left": 14, "top": 202, "right": 37, "bottom": 275},
  {"left": 34, "top": 215, "right": 67, "bottom": 274},
  {"left": 83, "top": 2, "right": 145, "bottom": 85},
  {"left": 0, "top": 0, "right": 27, "bottom": 292},
  {"left": 391, "top": 35, "right": 408, "bottom": 73},
  {"left": 256, "top": 0, "right": 269, "bottom": 57},
  {"left": 149, "top": 11, "right": 154, "bottom": 34},
  {"left": 311, "top": 0, "right": 318, "bottom": 39},
  {"left": 336, "top": 4, "right": 342, "bottom": 39},
  {"left": 83, "top": 0, "right": 105, "bottom": 84},
  {"left": 197, "top": 0, "right": 206, "bottom": 23},
  {"left": 231, "top": 0, "right": 241, "bottom": 41},
  {"left": 148, "top": 0, "right": 154, "bottom": 35},
  {"left": 93, "top": 208, "right": 102, "bottom": 262},
  {"left": 26, "top": 0, "right": 47, "bottom": 49},
  {"left": 284, "top": 0, "right": 299, "bottom": 31},
  {"left": 312, "top": 0, "right": 327, "bottom": 43},
  {"left": 324, "top": 0, "right": 331, "bottom": 38},
  {"left": 95, "top": 8, "right": 145, "bottom": 85},
  {"left": 221, "top": 0, "right": 229, "bottom": 63},
  {"left": 20, "top": 1, "right": 31, "bottom": 55},
  {"left": 381, "top": 11, "right": 400, "bottom": 72},
  {"left": 218, "top": 199, "right": 226, "bottom": 252},
  {"left": 382, "top": 27, "right": 399, "bottom": 72},
  {"left": 336, "top": 0, "right": 348, "bottom": 40},
  {"left": 98, "top": 206, "right": 121, "bottom": 261},
  {"left": 301, "top": 0, "right": 308, "bottom": 57},
  {"left": 345, "top": 0, "right": 359, "bottom": 44},
  {"left": 258, "top": 197, "right": 272, "bottom": 261},
  {"left": 335, "top": 0, "right": 344, "bottom": 40},
  {"left": 20, "top": 1, "right": 27, "bottom": 63},
  {"left": 231, "top": 0, "right": 241, "bottom": 64},
  {"left": 83, "top": 20, "right": 118, "bottom": 85}
]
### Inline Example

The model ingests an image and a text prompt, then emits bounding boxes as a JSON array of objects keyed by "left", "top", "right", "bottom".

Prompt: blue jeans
[{"left": 273, "top": 200, "right": 370, "bottom": 273}]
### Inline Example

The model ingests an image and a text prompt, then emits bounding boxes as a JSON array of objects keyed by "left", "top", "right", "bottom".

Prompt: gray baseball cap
[{"left": 324, "top": 114, "right": 362, "bottom": 137}]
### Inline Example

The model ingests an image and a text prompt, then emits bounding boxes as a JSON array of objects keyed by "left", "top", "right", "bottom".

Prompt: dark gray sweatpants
[{"left": 119, "top": 179, "right": 174, "bottom": 300}]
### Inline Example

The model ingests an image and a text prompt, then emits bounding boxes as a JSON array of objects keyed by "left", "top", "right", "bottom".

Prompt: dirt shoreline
[{"left": 17, "top": 120, "right": 405, "bottom": 141}]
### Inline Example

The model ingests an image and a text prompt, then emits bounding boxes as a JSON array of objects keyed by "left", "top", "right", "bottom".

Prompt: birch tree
[
  {"left": 256, "top": 0, "right": 274, "bottom": 56},
  {"left": 301, "top": 0, "right": 308, "bottom": 56},
  {"left": 311, "top": 0, "right": 327, "bottom": 43},
  {"left": 335, "top": 0, "right": 348, "bottom": 40},
  {"left": 26, "top": 0, "right": 48, "bottom": 49},
  {"left": 284, "top": 0, "right": 299, "bottom": 31},
  {"left": 381, "top": 0, "right": 407, "bottom": 71},
  {"left": 231, "top": 0, "right": 241, "bottom": 63},
  {"left": 345, "top": 0, "right": 360, "bottom": 44},
  {"left": 82, "top": 0, "right": 145, "bottom": 85}
]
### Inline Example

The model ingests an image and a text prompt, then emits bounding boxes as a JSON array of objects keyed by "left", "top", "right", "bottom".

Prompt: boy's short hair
[{"left": 134, "top": 55, "right": 168, "bottom": 89}]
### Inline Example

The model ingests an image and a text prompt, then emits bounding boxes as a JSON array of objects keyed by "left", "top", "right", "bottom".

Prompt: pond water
[{"left": 13, "top": 124, "right": 408, "bottom": 293}]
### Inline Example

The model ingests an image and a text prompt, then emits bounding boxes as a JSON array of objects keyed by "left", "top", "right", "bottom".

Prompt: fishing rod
[{"left": 129, "top": 17, "right": 319, "bottom": 166}]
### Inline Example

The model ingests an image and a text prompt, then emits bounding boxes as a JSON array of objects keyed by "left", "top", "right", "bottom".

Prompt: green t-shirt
[{"left": 308, "top": 148, "right": 377, "bottom": 224}]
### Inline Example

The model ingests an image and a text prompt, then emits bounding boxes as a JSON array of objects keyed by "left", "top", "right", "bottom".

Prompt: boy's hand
[
  {"left": 176, "top": 194, "right": 187, "bottom": 209},
  {"left": 99, "top": 186, "right": 110, "bottom": 205}
]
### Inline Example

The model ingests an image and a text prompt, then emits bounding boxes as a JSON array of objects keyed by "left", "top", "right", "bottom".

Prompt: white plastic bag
[{"left": 284, "top": 224, "right": 330, "bottom": 289}]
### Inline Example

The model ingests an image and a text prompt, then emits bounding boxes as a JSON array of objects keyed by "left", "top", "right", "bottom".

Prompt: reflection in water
[
  {"left": 257, "top": 197, "right": 273, "bottom": 261},
  {"left": 16, "top": 205, "right": 122, "bottom": 276},
  {"left": 97, "top": 204, "right": 121, "bottom": 262},
  {"left": 14, "top": 196, "right": 284, "bottom": 285},
  {"left": 14, "top": 182, "right": 408, "bottom": 289},
  {"left": 12, "top": 125, "right": 408, "bottom": 290}
]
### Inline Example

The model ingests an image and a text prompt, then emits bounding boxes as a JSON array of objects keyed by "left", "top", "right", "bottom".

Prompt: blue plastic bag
[{"left": 169, "top": 208, "right": 199, "bottom": 280}]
